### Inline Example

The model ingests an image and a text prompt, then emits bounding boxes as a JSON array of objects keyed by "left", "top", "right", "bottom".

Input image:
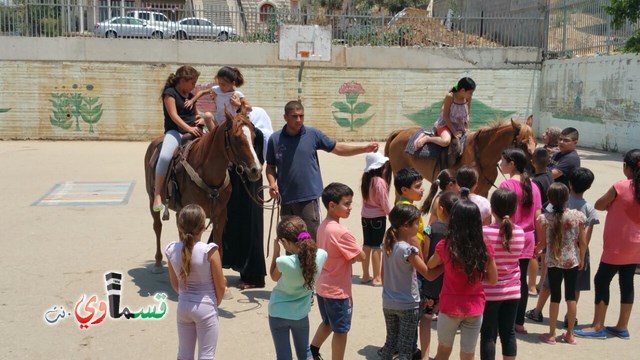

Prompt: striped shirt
[{"left": 482, "top": 224, "right": 525, "bottom": 301}]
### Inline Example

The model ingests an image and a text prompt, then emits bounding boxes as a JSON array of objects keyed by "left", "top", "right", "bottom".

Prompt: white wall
[{"left": 536, "top": 54, "right": 640, "bottom": 152}]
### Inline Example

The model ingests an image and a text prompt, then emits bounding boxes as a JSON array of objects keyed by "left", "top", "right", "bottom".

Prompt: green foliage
[
  {"left": 605, "top": 0, "right": 640, "bottom": 52},
  {"left": 332, "top": 86, "right": 375, "bottom": 131},
  {"left": 50, "top": 92, "right": 103, "bottom": 133},
  {"left": 405, "top": 100, "right": 515, "bottom": 130},
  {"left": 40, "top": 17, "right": 61, "bottom": 37},
  {"left": 50, "top": 93, "right": 74, "bottom": 130}
]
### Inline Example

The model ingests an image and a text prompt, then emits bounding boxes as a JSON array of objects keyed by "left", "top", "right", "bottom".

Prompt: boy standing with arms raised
[{"left": 311, "top": 183, "right": 366, "bottom": 360}]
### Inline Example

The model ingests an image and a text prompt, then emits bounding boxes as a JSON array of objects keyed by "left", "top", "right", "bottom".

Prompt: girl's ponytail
[
  {"left": 421, "top": 179, "right": 440, "bottom": 215},
  {"left": 623, "top": 149, "right": 640, "bottom": 204},
  {"left": 296, "top": 233, "right": 318, "bottom": 290},
  {"left": 177, "top": 204, "right": 206, "bottom": 282},
  {"left": 385, "top": 204, "right": 421, "bottom": 255},
  {"left": 500, "top": 216, "right": 513, "bottom": 251},
  {"left": 547, "top": 183, "right": 569, "bottom": 261},
  {"left": 421, "top": 169, "right": 455, "bottom": 214},
  {"left": 180, "top": 233, "right": 195, "bottom": 282},
  {"left": 490, "top": 188, "right": 517, "bottom": 252},
  {"left": 383, "top": 227, "right": 397, "bottom": 256},
  {"left": 502, "top": 148, "right": 532, "bottom": 207}
]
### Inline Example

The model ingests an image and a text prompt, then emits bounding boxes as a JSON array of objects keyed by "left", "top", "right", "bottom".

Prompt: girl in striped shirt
[{"left": 480, "top": 188, "right": 526, "bottom": 360}]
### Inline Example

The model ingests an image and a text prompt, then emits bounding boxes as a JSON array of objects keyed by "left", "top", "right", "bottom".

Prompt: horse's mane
[{"left": 474, "top": 118, "right": 511, "bottom": 132}]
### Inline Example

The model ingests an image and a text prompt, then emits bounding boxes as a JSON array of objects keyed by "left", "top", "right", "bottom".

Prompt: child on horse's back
[
  {"left": 414, "top": 77, "right": 476, "bottom": 149},
  {"left": 185, "top": 66, "right": 251, "bottom": 125}
]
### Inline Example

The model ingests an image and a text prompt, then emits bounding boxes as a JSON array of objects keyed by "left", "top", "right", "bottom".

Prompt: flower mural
[
  {"left": 50, "top": 84, "right": 103, "bottom": 133},
  {"left": 332, "top": 81, "right": 374, "bottom": 131}
]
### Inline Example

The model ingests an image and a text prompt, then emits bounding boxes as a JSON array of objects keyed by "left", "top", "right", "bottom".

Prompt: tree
[{"left": 605, "top": 0, "right": 640, "bottom": 52}]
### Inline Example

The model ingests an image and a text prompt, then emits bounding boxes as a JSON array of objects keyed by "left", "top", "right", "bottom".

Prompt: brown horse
[
  {"left": 144, "top": 110, "right": 262, "bottom": 272},
  {"left": 385, "top": 116, "right": 536, "bottom": 197}
]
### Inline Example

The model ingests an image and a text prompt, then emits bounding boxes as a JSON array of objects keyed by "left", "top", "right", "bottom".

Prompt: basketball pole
[{"left": 297, "top": 61, "right": 305, "bottom": 102}]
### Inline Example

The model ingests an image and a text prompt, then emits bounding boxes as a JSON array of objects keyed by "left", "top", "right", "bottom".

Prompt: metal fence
[
  {"left": 545, "top": 0, "right": 640, "bottom": 57},
  {"left": 0, "top": 1, "right": 544, "bottom": 48},
  {"left": 0, "top": 0, "right": 638, "bottom": 55}
]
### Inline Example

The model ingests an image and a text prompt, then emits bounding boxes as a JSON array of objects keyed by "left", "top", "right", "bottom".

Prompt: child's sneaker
[{"left": 525, "top": 309, "right": 543, "bottom": 322}]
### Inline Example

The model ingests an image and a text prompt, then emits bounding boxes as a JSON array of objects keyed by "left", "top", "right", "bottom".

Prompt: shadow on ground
[{"left": 128, "top": 261, "right": 175, "bottom": 301}]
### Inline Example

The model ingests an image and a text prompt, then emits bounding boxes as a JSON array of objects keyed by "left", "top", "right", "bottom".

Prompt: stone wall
[
  {"left": 536, "top": 54, "right": 640, "bottom": 152},
  {"left": 0, "top": 37, "right": 541, "bottom": 141}
]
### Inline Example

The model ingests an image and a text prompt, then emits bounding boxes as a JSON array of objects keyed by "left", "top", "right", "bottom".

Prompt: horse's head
[
  {"left": 223, "top": 109, "right": 262, "bottom": 182},
  {"left": 511, "top": 115, "right": 536, "bottom": 157}
]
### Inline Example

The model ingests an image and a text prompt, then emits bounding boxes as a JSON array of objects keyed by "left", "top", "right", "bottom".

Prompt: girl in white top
[
  {"left": 165, "top": 204, "right": 227, "bottom": 360},
  {"left": 186, "top": 66, "right": 251, "bottom": 125}
]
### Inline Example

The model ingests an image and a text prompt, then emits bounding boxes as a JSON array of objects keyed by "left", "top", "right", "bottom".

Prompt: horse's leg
[{"left": 151, "top": 205, "right": 164, "bottom": 273}]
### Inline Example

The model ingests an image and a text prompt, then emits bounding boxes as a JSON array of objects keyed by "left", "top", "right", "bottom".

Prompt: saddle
[
  {"left": 148, "top": 135, "right": 199, "bottom": 219},
  {"left": 405, "top": 128, "right": 466, "bottom": 170}
]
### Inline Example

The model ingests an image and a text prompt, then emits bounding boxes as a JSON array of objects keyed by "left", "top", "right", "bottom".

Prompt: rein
[
  {"left": 234, "top": 168, "right": 281, "bottom": 258},
  {"left": 225, "top": 119, "right": 281, "bottom": 257}
]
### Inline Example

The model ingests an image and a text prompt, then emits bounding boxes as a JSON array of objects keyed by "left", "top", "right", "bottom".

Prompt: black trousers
[{"left": 480, "top": 299, "right": 519, "bottom": 359}]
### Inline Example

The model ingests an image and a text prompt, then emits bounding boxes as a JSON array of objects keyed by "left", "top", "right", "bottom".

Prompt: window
[
  {"left": 259, "top": 3, "right": 274, "bottom": 23},
  {"left": 154, "top": 13, "right": 169, "bottom": 22}
]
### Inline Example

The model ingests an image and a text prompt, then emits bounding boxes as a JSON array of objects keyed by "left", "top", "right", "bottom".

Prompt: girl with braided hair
[
  {"left": 165, "top": 204, "right": 226, "bottom": 360},
  {"left": 269, "top": 216, "right": 327, "bottom": 360}
]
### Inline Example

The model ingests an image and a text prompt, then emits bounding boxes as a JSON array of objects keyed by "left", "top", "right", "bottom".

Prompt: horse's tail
[{"left": 384, "top": 130, "right": 401, "bottom": 158}]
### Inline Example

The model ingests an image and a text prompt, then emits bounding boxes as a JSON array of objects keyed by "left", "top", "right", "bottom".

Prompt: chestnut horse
[
  {"left": 144, "top": 110, "right": 262, "bottom": 272},
  {"left": 385, "top": 116, "right": 536, "bottom": 198}
]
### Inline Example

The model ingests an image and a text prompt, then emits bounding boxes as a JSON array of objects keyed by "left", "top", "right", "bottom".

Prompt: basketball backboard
[{"left": 278, "top": 25, "right": 332, "bottom": 62}]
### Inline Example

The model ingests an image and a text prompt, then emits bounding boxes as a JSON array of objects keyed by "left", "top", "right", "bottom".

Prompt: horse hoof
[
  {"left": 151, "top": 265, "right": 164, "bottom": 274},
  {"left": 162, "top": 206, "right": 170, "bottom": 221}
]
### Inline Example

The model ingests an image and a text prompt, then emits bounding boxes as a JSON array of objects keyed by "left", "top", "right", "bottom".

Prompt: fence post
[
  {"left": 463, "top": 11, "right": 467, "bottom": 48},
  {"left": 543, "top": 0, "right": 550, "bottom": 57},
  {"left": 562, "top": 0, "right": 567, "bottom": 55}
]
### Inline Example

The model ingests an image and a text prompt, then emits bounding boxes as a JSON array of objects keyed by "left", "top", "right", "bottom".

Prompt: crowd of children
[{"left": 159, "top": 66, "right": 638, "bottom": 359}]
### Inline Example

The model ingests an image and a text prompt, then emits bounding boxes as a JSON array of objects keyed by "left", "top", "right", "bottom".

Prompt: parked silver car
[
  {"left": 93, "top": 17, "right": 166, "bottom": 39},
  {"left": 174, "top": 17, "right": 237, "bottom": 41}
]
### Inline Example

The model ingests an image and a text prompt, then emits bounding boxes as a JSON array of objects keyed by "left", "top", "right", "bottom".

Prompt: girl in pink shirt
[
  {"left": 360, "top": 152, "right": 392, "bottom": 286},
  {"left": 427, "top": 189, "right": 497, "bottom": 360},
  {"left": 576, "top": 149, "right": 640, "bottom": 340},
  {"left": 481, "top": 188, "right": 525, "bottom": 360},
  {"left": 499, "top": 148, "right": 542, "bottom": 334}
]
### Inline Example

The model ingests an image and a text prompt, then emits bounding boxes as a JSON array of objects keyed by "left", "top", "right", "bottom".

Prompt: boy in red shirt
[{"left": 310, "top": 183, "right": 366, "bottom": 360}]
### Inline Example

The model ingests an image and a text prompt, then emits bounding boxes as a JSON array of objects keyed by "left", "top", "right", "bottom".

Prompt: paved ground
[{"left": 0, "top": 141, "right": 637, "bottom": 359}]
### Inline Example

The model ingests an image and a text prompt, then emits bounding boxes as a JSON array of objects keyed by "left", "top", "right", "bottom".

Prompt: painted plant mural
[
  {"left": 50, "top": 83, "right": 103, "bottom": 133},
  {"left": 332, "top": 81, "right": 374, "bottom": 131}
]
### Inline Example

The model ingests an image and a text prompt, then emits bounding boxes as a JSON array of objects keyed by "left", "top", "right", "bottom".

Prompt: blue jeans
[{"left": 269, "top": 315, "right": 311, "bottom": 360}]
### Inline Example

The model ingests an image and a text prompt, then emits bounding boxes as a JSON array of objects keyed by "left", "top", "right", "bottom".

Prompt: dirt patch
[{"left": 385, "top": 7, "right": 502, "bottom": 47}]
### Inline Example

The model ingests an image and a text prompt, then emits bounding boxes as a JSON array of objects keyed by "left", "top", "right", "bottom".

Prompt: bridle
[
  {"left": 474, "top": 125, "right": 523, "bottom": 190},
  {"left": 224, "top": 119, "right": 281, "bottom": 256}
]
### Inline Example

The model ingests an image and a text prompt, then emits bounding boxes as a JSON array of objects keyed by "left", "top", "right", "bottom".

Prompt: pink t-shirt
[
  {"left": 482, "top": 224, "right": 525, "bottom": 301},
  {"left": 436, "top": 240, "right": 494, "bottom": 317},
  {"left": 601, "top": 179, "right": 640, "bottom": 265},
  {"left": 316, "top": 219, "right": 363, "bottom": 299},
  {"left": 361, "top": 176, "right": 392, "bottom": 218},
  {"left": 499, "top": 178, "right": 542, "bottom": 259}
]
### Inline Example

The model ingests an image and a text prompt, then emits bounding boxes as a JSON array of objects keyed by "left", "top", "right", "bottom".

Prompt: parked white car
[
  {"left": 93, "top": 17, "right": 167, "bottom": 39},
  {"left": 174, "top": 17, "right": 237, "bottom": 41}
]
